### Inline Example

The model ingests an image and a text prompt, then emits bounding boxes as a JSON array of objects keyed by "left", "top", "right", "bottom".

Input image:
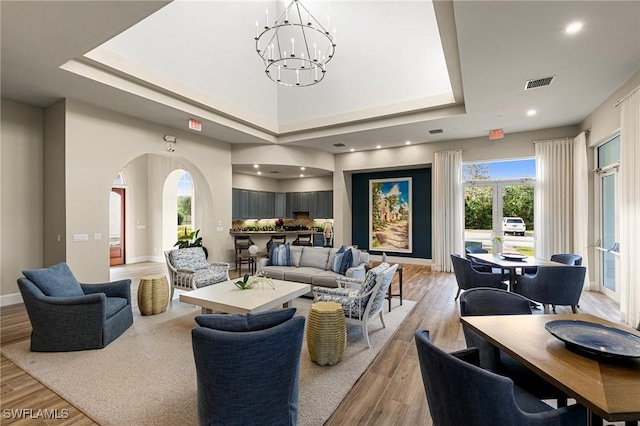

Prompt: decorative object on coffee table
[
  {"left": 307, "top": 301, "right": 347, "bottom": 366},
  {"left": 234, "top": 274, "right": 254, "bottom": 290},
  {"left": 137, "top": 275, "right": 169, "bottom": 315}
]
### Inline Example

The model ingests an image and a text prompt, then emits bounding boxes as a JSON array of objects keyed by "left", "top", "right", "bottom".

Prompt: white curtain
[
  {"left": 573, "top": 132, "right": 591, "bottom": 289},
  {"left": 433, "top": 150, "right": 463, "bottom": 272},
  {"left": 618, "top": 87, "right": 640, "bottom": 327},
  {"left": 534, "top": 139, "right": 573, "bottom": 259}
]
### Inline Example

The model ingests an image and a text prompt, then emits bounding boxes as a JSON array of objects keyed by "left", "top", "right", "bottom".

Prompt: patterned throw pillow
[
  {"left": 269, "top": 243, "right": 292, "bottom": 266},
  {"left": 331, "top": 248, "right": 353, "bottom": 275}
]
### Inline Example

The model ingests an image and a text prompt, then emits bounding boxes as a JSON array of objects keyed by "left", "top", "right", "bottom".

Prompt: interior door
[{"left": 110, "top": 188, "right": 126, "bottom": 266}]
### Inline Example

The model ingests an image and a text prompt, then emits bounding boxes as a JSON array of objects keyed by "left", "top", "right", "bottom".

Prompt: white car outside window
[{"left": 502, "top": 217, "right": 526, "bottom": 236}]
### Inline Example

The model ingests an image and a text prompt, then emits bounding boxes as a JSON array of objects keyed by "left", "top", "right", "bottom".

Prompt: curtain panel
[
  {"left": 433, "top": 150, "right": 463, "bottom": 272},
  {"left": 573, "top": 132, "right": 591, "bottom": 290},
  {"left": 534, "top": 139, "right": 574, "bottom": 260},
  {"left": 618, "top": 87, "right": 640, "bottom": 327}
]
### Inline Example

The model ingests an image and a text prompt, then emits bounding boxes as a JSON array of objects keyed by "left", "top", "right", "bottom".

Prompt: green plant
[
  {"left": 174, "top": 228, "right": 203, "bottom": 249},
  {"left": 234, "top": 273, "right": 254, "bottom": 290}
]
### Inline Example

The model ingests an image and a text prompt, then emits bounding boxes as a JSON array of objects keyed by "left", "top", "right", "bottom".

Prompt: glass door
[
  {"left": 464, "top": 183, "right": 494, "bottom": 252},
  {"left": 600, "top": 171, "right": 618, "bottom": 298},
  {"left": 500, "top": 182, "right": 534, "bottom": 256}
]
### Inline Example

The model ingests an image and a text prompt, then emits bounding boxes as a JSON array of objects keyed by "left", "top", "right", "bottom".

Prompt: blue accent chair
[
  {"left": 415, "top": 329, "right": 586, "bottom": 426},
  {"left": 17, "top": 262, "right": 133, "bottom": 352},
  {"left": 451, "top": 254, "right": 507, "bottom": 300},
  {"left": 515, "top": 266, "right": 586, "bottom": 313},
  {"left": 192, "top": 308, "right": 305, "bottom": 426},
  {"left": 459, "top": 288, "right": 568, "bottom": 406}
]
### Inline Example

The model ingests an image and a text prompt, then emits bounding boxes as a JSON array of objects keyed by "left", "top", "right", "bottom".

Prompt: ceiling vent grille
[
  {"left": 269, "top": 170, "right": 281, "bottom": 174},
  {"left": 429, "top": 129, "right": 444, "bottom": 134},
  {"left": 333, "top": 143, "right": 346, "bottom": 147},
  {"left": 524, "top": 76, "right": 554, "bottom": 90}
]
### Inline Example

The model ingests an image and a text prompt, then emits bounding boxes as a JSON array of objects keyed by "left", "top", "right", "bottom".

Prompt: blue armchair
[
  {"left": 515, "top": 266, "right": 586, "bottom": 313},
  {"left": 451, "top": 254, "right": 507, "bottom": 300},
  {"left": 17, "top": 262, "right": 133, "bottom": 352},
  {"left": 415, "top": 330, "right": 586, "bottom": 426},
  {"left": 192, "top": 308, "right": 305, "bottom": 426}
]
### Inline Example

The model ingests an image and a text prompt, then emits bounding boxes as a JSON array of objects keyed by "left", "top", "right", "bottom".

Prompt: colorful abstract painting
[{"left": 369, "top": 177, "right": 412, "bottom": 253}]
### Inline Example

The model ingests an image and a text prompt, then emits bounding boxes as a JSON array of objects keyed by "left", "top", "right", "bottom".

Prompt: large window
[
  {"left": 595, "top": 135, "right": 620, "bottom": 299},
  {"left": 463, "top": 159, "right": 535, "bottom": 255},
  {"left": 177, "top": 172, "right": 194, "bottom": 234}
]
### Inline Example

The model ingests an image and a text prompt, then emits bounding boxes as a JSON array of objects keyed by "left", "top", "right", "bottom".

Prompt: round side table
[
  {"left": 138, "top": 275, "right": 169, "bottom": 315},
  {"left": 307, "top": 301, "right": 347, "bottom": 366}
]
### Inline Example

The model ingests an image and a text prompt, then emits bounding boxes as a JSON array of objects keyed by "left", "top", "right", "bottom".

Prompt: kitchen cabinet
[{"left": 275, "top": 193, "right": 286, "bottom": 218}]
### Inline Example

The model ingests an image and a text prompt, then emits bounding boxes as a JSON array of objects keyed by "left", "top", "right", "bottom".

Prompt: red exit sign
[
  {"left": 489, "top": 129, "right": 504, "bottom": 140},
  {"left": 188, "top": 119, "right": 202, "bottom": 132}
]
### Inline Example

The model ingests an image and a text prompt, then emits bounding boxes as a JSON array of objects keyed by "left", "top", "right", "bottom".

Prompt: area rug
[{"left": 2, "top": 297, "right": 415, "bottom": 426}]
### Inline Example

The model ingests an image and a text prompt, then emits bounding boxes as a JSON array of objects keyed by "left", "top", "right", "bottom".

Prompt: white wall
[
  {"left": 62, "top": 99, "right": 232, "bottom": 282},
  {"left": 332, "top": 125, "right": 579, "bottom": 251},
  {"left": 232, "top": 173, "right": 280, "bottom": 192},
  {"left": 278, "top": 175, "right": 333, "bottom": 192},
  {"left": 120, "top": 154, "right": 149, "bottom": 262},
  {"left": 232, "top": 143, "right": 335, "bottom": 172},
  {"left": 1, "top": 99, "right": 44, "bottom": 298}
]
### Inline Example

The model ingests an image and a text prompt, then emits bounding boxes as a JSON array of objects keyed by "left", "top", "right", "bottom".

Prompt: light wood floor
[{"left": 1, "top": 262, "right": 625, "bottom": 425}]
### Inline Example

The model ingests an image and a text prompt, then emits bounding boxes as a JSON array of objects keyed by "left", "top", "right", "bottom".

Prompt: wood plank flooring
[{"left": 1, "top": 262, "right": 626, "bottom": 425}]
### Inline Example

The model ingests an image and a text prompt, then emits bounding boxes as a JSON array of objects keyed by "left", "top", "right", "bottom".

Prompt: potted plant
[{"left": 174, "top": 228, "right": 208, "bottom": 258}]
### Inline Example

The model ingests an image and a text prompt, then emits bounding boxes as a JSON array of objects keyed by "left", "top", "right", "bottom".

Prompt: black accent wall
[{"left": 352, "top": 168, "right": 432, "bottom": 259}]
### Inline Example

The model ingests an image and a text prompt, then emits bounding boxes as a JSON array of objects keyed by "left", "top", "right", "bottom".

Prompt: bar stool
[
  {"left": 234, "top": 235, "right": 254, "bottom": 275},
  {"left": 267, "top": 234, "right": 287, "bottom": 251},
  {"left": 293, "top": 233, "right": 313, "bottom": 246}
]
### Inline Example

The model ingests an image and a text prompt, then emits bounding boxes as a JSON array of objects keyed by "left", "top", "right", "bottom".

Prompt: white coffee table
[{"left": 179, "top": 279, "right": 311, "bottom": 314}]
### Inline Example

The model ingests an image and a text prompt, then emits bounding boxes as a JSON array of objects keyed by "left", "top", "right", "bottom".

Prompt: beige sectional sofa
[{"left": 256, "top": 246, "right": 369, "bottom": 288}]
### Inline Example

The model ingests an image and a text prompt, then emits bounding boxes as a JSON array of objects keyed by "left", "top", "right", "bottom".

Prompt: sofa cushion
[
  {"left": 332, "top": 248, "right": 353, "bottom": 275},
  {"left": 105, "top": 297, "right": 128, "bottom": 319},
  {"left": 311, "top": 270, "right": 343, "bottom": 288},
  {"left": 195, "top": 308, "right": 296, "bottom": 332},
  {"left": 23, "top": 262, "right": 84, "bottom": 297},
  {"left": 289, "top": 245, "right": 303, "bottom": 267},
  {"left": 283, "top": 267, "right": 320, "bottom": 284},
  {"left": 257, "top": 266, "right": 286, "bottom": 280},
  {"left": 299, "top": 247, "right": 330, "bottom": 270},
  {"left": 170, "top": 247, "right": 208, "bottom": 271},
  {"left": 192, "top": 269, "right": 229, "bottom": 288},
  {"left": 269, "top": 243, "right": 291, "bottom": 266}
]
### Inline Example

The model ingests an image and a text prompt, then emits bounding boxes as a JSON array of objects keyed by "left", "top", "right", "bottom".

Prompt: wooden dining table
[
  {"left": 460, "top": 313, "right": 640, "bottom": 426},
  {"left": 466, "top": 252, "right": 565, "bottom": 289}
]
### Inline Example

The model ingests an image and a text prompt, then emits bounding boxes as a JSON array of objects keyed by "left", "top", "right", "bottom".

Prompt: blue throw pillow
[
  {"left": 269, "top": 243, "right": 292, "bottom": 266},
  {"left": 22, "top": 262, "right": 84, "bottom": 297},
  {"left": 332, "top": 248, "right": 353, "bottom": 275},
  {"left": 195, "top": 308, "right": 297, "bottom": 332}
]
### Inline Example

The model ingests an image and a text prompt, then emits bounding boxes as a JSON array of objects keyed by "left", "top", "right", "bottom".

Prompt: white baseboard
[
  {"left": 1, "top": 292, "right": 23, "bottom": 307},
  {"left": 368, "top": 255, "right": 432, "bottom": 266}
]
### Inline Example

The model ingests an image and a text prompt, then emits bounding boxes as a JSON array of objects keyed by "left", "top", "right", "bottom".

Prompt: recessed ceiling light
[
  {"left": 300, "top": 167, "right": 306, "bottom": 171},
  {"left": 257, "top": 171, "right": 262, "bottom": 175},
  {"left": 527, "top": 109, "right": 537, "bottom": 116},
  {"left": 253, "top": 164, "right": 259, "bottom": 168},
  {"left": 566, "top": 22, "right": 583, "bottom": 34},
  {"left": 376, "top": 145, "right": 381, "bottom": 149},
  {"left": 350, "top": 148, "right": 355, "bottom": 152},
  {"left": 405, "top": 141, "right": 411, "bottom": 145},
  {"left": 300, "top": 174, "right": 304, "bottom": 177}
]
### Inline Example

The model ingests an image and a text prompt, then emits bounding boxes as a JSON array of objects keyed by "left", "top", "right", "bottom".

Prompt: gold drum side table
[
  {"left": 307, "top": 301, "right": 347, "bottom": 366},
  {"left": 138, "top": 275, "right": 169, "bottom": 315}
]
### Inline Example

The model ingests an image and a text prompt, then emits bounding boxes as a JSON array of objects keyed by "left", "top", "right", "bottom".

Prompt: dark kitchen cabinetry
[{"left": 233, "top": 189, "right": 333, "bottom": 219}]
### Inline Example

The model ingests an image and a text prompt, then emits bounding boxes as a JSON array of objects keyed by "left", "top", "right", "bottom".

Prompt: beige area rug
[{"left": 2, "top": 297, "right": 415, "bottom": 426}]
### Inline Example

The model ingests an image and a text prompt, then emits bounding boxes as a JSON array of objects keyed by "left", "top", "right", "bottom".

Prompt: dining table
[
  {"left": 460, "top": 313, "right": 640, "bottom": 426},
  {"left": 466, "top": 252, "right": 565, "bottom": 290}
]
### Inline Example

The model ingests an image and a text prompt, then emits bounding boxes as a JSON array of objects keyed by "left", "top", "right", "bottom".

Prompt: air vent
[
  {"left": 269, "top": 170, "right": 281, "bottom": 174},
  {"left": 524, "top": 76, "right": 554, "bottom": 90},
  {"left": 333, "top": 143, "right": 346, "bottom": 147},
  {"left": 429, "top": 129, "right": 444, "bottom": 134}
]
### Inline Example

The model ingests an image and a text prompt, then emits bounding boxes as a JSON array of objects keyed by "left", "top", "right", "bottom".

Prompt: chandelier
[{"left": 255, "top": 0, "right": 336, "bottom": 87}]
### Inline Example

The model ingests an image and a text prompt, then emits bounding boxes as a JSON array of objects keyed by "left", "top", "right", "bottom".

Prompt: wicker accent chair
[
  {"left": 312, "top": 262, "right": 399, "bottom": 348},
  {"left": 165, "top": 247, "right": 230, "bottom": 299}
]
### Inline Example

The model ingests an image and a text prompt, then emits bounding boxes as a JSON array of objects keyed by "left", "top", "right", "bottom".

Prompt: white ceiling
[{"left": 2, "top": 1, "right": 639, "bottom": 175}]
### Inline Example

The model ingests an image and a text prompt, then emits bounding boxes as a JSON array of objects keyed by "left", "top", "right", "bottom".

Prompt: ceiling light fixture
[
  {"left": 405, "top": 141, "right": 411, "bottom": 145},
  {"left": 527, "top": 109, "right": 537, "bottom": 116},
  {"left": 255, "top": 0, "right": 336, "bottom": 87},
  {"left": 350, "top": 148, "right": 355, "bottom": 152},
  {"left": 376, "top": 145, "right": 381, "bottom": 149},
  {"left": 257, "top": 171, "right": 262, "bottom": 175},
  {"left": 566, "top": 22, "right": 583, "bottom": 34},
  {"left": 300, "top": 166, "right": 306, "bottom": 170},
  {"left": 253, "top": 164, "right": 259, "bottom": 168},
  {"left": 300, "top": 174, "right": 305, "bottom": 177}
]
